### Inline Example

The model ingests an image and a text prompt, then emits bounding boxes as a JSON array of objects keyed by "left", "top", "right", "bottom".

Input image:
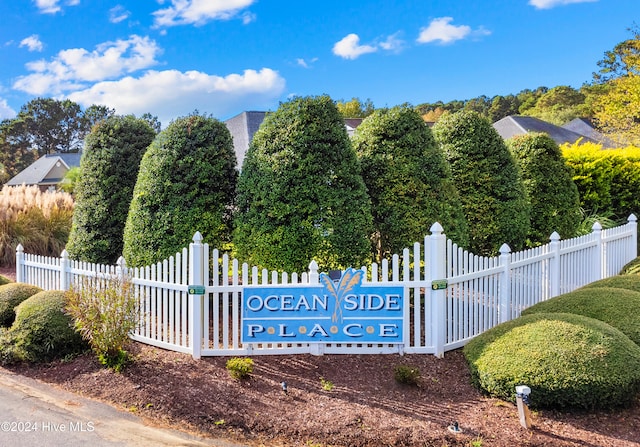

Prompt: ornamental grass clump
[
  {"left": 0, "top": 185, "right": 74, "bottom": 267},
  {"left": 463, "top": 312, "right": 640, "bottom": 409},
  {"left": 65, "top": 275, "right": 138, "bottom": 372}
]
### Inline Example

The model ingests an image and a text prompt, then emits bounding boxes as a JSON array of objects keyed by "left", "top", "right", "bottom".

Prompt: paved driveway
[{"left": 0, "top": 368, "right": 247, "bottom": 447}]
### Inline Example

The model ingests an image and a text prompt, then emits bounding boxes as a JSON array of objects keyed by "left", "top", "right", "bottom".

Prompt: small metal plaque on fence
[
  {"left": 188, "top": 285, "right": 206, "bottom": 295},
  {"left": 431, "top": 279, "right": 448, "bottom": 290}
]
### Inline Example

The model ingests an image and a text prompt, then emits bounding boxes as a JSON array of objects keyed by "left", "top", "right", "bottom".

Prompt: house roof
[
  {"left": 224, "top": 111, "right": 365, "bottom": 170},
  {"left": 562, "top": 118, "right": 616, "bottom": 148},
  {"left": 224, "top": 111, "right": 267, "bottom": 170},
  {"left": 6, "top": 152, "right": 81, "bottom": 187},
  {"left": 493, "top": 115, "right": 599, "bottom": 146}
]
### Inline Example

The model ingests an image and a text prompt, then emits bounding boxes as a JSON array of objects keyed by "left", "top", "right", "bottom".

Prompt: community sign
[{"left": 241, "top": 268, "right": 405, "bottom": 344}]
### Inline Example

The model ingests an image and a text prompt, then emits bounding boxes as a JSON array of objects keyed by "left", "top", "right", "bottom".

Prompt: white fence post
[
  {"left": 15, "top": 244, "right": 24, "bottom": 283},
  {"left": 592, "top": 222, "right": 603, "bottom": 282},
  {"left": 499, "top": 244, "right": 511, "bottom": 323},
  {"left": 189, "top": 232, "right": 204, "bottom": 360},
  {"left": 429, "top": 222, "right": 446, "bottom": 358},
  {"left": 549, "top": 232, "right": 560, "bottom": 298},
  {"left": 629, "top": 214, "right": 638, "bottom": 259},
  {"left": 60, "top": 249, "right": 69, "bottom": 291}
]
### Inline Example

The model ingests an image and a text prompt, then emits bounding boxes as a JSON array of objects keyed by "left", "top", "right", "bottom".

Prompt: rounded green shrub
[
  {"left": 0, "top": 275, "right": 12, "bottom": 286},
  {"left": 0, "top": 283, "right": 42, "bottom": 327},
  {"left": 10, "top": 290, "right": 87, "bottom": 362},
  {"left": 432, "top": 111, "right": 530, "bottom": 255},
  {"left": 352, "top": 105, "right": 469, "bottom": 261},
  {"left": 580, "top": 275, "right": 640, "bottom": 293},
  {"left": 620, "top": 257, "right": 640, "bottom": 275},
  {"left": 66, "top": 115, "right": 156, "bottom": 264},
  {"left": 463, "top": 312, "right": 640, "bottom": 409},
  {"left": 506, "top": 133, "right": 581, "bottom": 244},
  {"left": 123, "top": 114, "right": 237, "bottom": 267},
  {"left": 521, "top": 287, "right": 640, "bottom": 345}
]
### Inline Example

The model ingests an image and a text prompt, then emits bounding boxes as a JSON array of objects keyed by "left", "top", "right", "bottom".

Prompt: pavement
[{"left": 0, "top": 368, "right": 249, "bottom": 447}]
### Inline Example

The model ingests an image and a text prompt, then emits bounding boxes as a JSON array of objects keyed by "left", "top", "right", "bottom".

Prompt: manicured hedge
[
  {"left": 580, "top": 275, "right": 640, "bottom": 293},
  {"left": 9, "top": 290, "right": 87, "bottom": 362},
  {"left": 463, "top": 312, "right": 640, "bottom": 409},
  {"left": 562, "top": 142, "right": 640, "bottom": 220},
  {"left": 0, "top": 283, "right": 42, "bottom": 327},
  {"left": 521, "top": 287, "right": 640, "bottom": 346}
]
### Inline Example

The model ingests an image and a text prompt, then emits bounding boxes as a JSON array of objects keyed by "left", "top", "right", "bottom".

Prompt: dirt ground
[{"left": 2, "top": 267, "right": 640, "bottom": 447}]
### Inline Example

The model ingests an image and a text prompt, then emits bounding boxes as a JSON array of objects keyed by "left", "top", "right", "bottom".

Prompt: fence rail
[{"left": 16, "top": 215, "right": 638, "bottom": 358}]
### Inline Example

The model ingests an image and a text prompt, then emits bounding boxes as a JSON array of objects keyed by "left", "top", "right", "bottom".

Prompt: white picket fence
[{"left": 15, "top": 215, "right": 638, "bottom": 358}]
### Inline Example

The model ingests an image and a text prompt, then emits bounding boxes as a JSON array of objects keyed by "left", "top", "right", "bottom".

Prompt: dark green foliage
[
  {"left": 0, "top": 283, "right": 42, "bottom": 327},
  {"left": 432, "top": 111, "right": 530, "bottom": 255},
  {"left": 352, "top": 106, "right": 469, "bottom": 261},
  {"left": 233, "top": 95, "right": 372, "bottom": 272},
  {"left": 521, "top": 287, "right": 640, "bottom": 345},
  {"left": 582, "top": 273, "right": 640, "bottom": 291},
  {"left": 7, "top": 290, "right": 87, "bottom": 363},
  {"left": 506, "top": 133, "right": 581, "bottom": 244},
  {"left": 123, "top": 114, "right": 237, "bottom": 267},
  {"left": 393, "top": 364, "right": 421, "bottom": 386},
  {"left": 226, "top": 357, "right": 254, "bottom": 380},
  {"left": 66, "top": 115, "right": 156, "bottom": 264},
  {"left": 463, "top": 312, "right": 640, "bottom": 409}
]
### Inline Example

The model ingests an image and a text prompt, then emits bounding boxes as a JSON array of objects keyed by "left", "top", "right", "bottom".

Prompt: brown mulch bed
[
  {"left": 2, "top": 265, "right": 640, "bottom": 446},
  {"left": 4, "top": 342, "right": 640, "bottom": 447}
]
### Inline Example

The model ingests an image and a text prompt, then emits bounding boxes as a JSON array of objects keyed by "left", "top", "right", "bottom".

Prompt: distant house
[
  {"left": 224, "top": 111, "right": 267, "bottom": 170},
  {"left": 5, "top": 152, "right": 81, "bottom": 191},
  {"left": 224, "top": 111, "right": 365, "bottom": 170},
  {"left": 562, "top": 118, "right": 616, "bottom": 148},
  {"left": 493, "top": 115, "right": 600, "bottom": 146}
]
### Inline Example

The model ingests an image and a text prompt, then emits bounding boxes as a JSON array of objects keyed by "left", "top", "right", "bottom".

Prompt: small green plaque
[
  {"left": 431, "top": 279, "right": 448, "bottom": 290},
  {"left": 188, "top": 285, "right": 206, "bottom": 295}
]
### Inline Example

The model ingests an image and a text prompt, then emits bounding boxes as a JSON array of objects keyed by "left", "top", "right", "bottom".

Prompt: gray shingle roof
[
  {"left": 6, "top": 152, "right": 81, "bottom": 187},
  {"left": 224, "top": 111, "right": 267, "bottom": 170},
  {"left": 562, "top": 118, "right": 616, "bottom": 148},
  {"left": 493, "top": 115, "right": 599, "bottom": 146}
]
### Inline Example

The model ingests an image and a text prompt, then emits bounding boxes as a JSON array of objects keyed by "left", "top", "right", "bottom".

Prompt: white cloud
[
  {"left": 0, "top": 98, "right": 16, "bottom": 120},
  {"left": 333, "top": 34, "right": 378, "bottom": 60},
  {"left": 379, "top": 32, "right": 406, "bottom": 53},
  {"left": 417, "top": 17, "right": 471, "bottom": 44},
  {"left": 296, "top": 57, "right": 318, "bottom": 68},
  {"left": 34, "top": 0, "right": 79, "bottom": 14},
  {"left": 529, "top": 0, "right": 597, "bottom": 9},
  {"left": 109, "top": 5, "right": 131, "bottom": 23},
  {"left": 67, "top": 68, "right": 286, "bottom": 125},
  {"left": 13, "top": 35, "right": 161, "bottom": 95},
  {"left": 153, "top": 0, "right": 256, "bottom": 27},
  {"left": 19, "top": 35, "right": 44, "bottom": 52}
]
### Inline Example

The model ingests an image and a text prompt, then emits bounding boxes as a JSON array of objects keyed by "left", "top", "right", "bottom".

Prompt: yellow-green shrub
[{"left": 562, "top": 142, "right": 640, "bottom": 219}]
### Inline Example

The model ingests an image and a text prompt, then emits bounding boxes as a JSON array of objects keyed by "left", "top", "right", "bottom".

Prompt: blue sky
[{"left": 0, "top": 0, "right": 637, "bottom": 126}]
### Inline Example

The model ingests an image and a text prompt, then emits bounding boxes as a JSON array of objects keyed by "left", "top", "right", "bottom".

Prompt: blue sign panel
[{"left": 242, "top": 268, "right": 405, "bottom": 344}]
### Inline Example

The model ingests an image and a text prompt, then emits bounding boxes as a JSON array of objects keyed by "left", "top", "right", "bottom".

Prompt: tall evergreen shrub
[
  {"left": 66, "top": 115, "right": 155, "bottom": 264},
  {"left": 507, "top": 133, "right": 581, "bottom": 244},
  {"left": 352, "top": 105, "right": 469, "bottom": 261},
  {"left": 123, "top": 114, "right": 237, "bottom": 267},
  {"left": 233, "top": 95, "right": 372, "bottom": 272},
  {"left": 432, "top": 111, "right": 530, "bottom": 255}
]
